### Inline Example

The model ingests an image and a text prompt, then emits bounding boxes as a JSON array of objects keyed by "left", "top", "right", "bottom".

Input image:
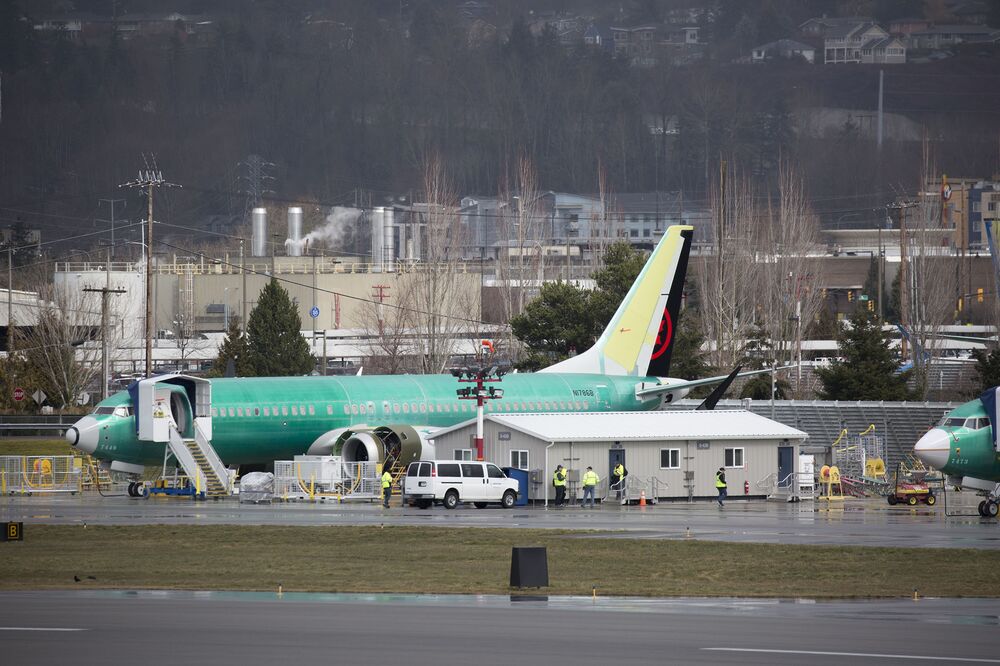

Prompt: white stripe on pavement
[
  {"left": 0, "top": 627, "right": 86, "bottom": 632},
  {"left": 703, "top": 648, "right": 1000, "bottom": 663}
]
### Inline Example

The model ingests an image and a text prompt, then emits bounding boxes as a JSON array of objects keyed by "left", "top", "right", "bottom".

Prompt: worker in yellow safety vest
[
  {"left": 611, "top": 462, "right": 626, "bottom": 499},
  {"left": 581, "top": 466, "right": 599, "bottom": 509},
  {"left": 381, "top": 469, "right": 393, "bottom": 508},
  {"left": 715, "top": 467, "right": 727, "bottom": 507},
  {"left": 552, "top": 465, "right": 567, "bottom": 507}
]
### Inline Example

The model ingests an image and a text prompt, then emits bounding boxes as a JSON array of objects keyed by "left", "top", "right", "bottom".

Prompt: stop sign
[{"left": 13, "top": 387, "right": 25, "bottom": 402}]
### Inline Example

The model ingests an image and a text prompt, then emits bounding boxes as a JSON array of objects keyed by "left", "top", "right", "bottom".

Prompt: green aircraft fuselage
[
  {"left": 87, "top": 373, "right": 663, "bottom": 466},
  {"left": 914, "top": 399, "right": 1000, "bottom": 482}
]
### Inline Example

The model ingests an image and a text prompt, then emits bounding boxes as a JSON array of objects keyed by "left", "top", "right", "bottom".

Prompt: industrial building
[{"left": 428, "top": 410, "right": 808, "bottom": 504}]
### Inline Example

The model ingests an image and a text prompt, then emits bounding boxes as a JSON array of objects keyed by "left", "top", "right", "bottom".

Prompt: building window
[
  {"left": 988, "top": 202, "right": 996, "bottom": 212},
  {"left": 511, "top": 450, "right": 529, "bottom": 469},
  {"left": 660, "top": 449, "right": 680, "bottom": 469},
  {"left": 454, "top": 449, "right": 473, "bottom": 461},
  {"left": 725, "top": 447, "right": 745, "bottom": 468},
  {"left": 973, "top": 202, "right": 982, "bottom": 213}
]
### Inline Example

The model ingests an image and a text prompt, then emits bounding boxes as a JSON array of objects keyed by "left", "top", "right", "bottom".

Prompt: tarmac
[
  {"left": 1, "top": 490, "right": 997, "bottom": 549},
  {"left": 1, "top": 590, "right": 998, "bottom": 665}
]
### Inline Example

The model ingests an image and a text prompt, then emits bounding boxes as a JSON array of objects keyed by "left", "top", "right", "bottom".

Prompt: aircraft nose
[
  {"left": 67, "top": 416, "right": 100, "bottom": 454},
  {"left": 914, "top": 427, "right": 950, "bottom": 470}
]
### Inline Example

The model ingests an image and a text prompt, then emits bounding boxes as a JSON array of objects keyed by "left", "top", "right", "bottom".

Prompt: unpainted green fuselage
[
  {"left": 923, "top": 399, "right": 1000, "bottom": 482},
  {"left": 88, "top": 373, "right": 663, "bottom": 466}
]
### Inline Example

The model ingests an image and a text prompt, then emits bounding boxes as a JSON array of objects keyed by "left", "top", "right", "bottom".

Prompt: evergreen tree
[
  {"left": 972, "top": 347, "right": 1000, "bottom": 394},
  {"left": 861, "top": 257, "right": 883, "bottom": 317},
  {"left": 510, "top": 281, "right": 595, "bottom": 371},
  {"left": 211, "top": 315, "right": 250, "bottom": 378},
  {"left": 885, "top": 269, "right": 901, "bottom": 323},
  {"left": 244, "top": 279, "right": 314, "bottom": 376},
  {"left": 815, "top": 309, "right": 914, "bottom": 400},
  {"left": 670, "top": 310, "right": 712, "bottom": 381}
]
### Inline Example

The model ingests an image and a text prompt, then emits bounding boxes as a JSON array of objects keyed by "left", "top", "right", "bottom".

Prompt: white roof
[{"left": 432, "top": 410, "right": 808, "bottom": 443}]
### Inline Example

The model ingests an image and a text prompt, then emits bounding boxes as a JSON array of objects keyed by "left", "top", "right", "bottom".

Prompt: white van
[{"left": 404, "top": 460, "right": 519, "bottom": 509}]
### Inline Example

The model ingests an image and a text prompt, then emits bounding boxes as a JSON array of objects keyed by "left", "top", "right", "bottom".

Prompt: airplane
[
  {"left": 913, "top": 388, "right": 1000, "bottom": 518},
  {"left": 66, "top": 224, "right": 775, "bottom": 474}
]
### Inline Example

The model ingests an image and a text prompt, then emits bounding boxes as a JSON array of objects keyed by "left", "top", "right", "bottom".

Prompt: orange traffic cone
[{"left": 639, "top": 490, "right": 646, "bottom": 507}]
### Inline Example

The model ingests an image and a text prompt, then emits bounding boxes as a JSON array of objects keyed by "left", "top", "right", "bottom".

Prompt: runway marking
[
  {"left": 703, "top": 648, "right": 1000, "bottom": 663},
  {"left": 0, "top": 627, "right": 86, "bottom": 632}
]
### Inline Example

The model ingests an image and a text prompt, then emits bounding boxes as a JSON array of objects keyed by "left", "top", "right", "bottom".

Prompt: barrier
[
  {"left": 273, "top": 456, "right": 380, "bottom": 501},
  {"left": 1, "top": 456, "right": 82, "bottom": 495}
]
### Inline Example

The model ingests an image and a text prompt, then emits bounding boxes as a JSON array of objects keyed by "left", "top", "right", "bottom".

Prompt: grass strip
[
  {"left": 1, "top": 525, "right": 998, "bottom": 598},
  {"left": 0, "top": 439, "right": 76, "bottom": 457}
]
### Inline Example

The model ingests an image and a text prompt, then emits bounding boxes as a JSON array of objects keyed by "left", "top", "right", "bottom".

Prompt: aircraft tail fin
[{"left": 541, "top": 225, "right": 693, "bottom": 376}]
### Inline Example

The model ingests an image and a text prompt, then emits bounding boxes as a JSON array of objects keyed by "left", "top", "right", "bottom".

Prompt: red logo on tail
[{"left": 650, "top": 310, "right": 673, "bottom": 360}]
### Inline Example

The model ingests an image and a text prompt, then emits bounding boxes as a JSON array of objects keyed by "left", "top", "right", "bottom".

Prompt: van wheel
[
  {"left": 501, "top": 490, "right": 516, "bottom": 508},
  {"left": 443, "top": 491, "right": 459, "bottom": 510},
  {"left": 474, "top": 502, "right": 488, "bottom": 509}
]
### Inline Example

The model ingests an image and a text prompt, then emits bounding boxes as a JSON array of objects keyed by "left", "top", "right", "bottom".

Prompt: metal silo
[
  {"left": 383, "top": 207, "right": 395, "bottom": 272},
  {"left": 287, "top": 207, "right": 303, "bottom": 257},
  {"left": 371, "top": 207, "right": 384, "bottom": 272},
  {"left": 251, "top": 208, "right": 267, "bottom": 257}
]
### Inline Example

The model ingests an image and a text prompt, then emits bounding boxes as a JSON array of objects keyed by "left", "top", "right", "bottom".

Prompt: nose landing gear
[{"left": 978, "top": 499, "right": 999, "bottom": 518}]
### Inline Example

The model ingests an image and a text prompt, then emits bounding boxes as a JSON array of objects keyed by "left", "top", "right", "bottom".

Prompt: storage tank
[
  {"left": 371, "top": 207, "right": 384, "bottom": 272},
  {"left": 251, "top": 208, "right": 267, "bottom": 257},
  {"left": 287, "top": 207, "right": 303, "bottom": 257},
  {"left": 383, "top": 207, "right": 395, "bottom": 272}
]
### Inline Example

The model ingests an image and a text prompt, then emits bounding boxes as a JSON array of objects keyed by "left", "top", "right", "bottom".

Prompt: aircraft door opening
[{"left": 169, "top": 391, "right": 192, "bottom": 437}]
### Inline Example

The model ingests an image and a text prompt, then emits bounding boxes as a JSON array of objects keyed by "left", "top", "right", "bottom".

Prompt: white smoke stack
[
  {"left": 286, "top": 207, "right": 303, "bottom": 257},
  {"left": 371, "top": 207, "right": 385, "bottom": 272},
  {"left": 383, "top": 208, "right": 395, "bottom": 272},
  {"left": 251, "top": 208, "right": 267, "bottom": 257}
]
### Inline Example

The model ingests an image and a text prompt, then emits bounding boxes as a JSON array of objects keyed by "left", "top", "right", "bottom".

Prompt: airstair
[
  {"left": 167, "top": 422, "right": 229, "bottom": 498},
  {"left": 134, "top": 374, "right": 230, "bottom": 499}
]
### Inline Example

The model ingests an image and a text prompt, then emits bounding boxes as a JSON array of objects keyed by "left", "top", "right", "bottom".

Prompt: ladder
[{"left": 167, "top": 424, "right": 230, "bottom": 498}]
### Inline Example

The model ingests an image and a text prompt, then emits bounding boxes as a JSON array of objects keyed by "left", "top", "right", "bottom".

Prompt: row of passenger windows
[{"left": 210, "top": 399, "right": 592, "bottom": 418}]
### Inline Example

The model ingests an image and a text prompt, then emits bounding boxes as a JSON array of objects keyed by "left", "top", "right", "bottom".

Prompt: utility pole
[
  {"left": 6, "top": 247, "right": 12, "bottom": 353},
  {"left": 119, "top": 157, "right": 180, "bottom": 377},
  {"left": 97, "top": 198, "right": 126, "bottom": 257},
  {"left": 84, "top": 268, "right": 126, "bottom": 401},
  {"left": 240, "top": 239, "right": 247, "bottom": 334},
  {"left": 888, "top": 199, "right": 917, "bottom": 360}
]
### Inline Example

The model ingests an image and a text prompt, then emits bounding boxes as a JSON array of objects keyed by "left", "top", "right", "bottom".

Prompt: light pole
[{"left": 452, "top": 350, "right": 507, "bottom": 461}]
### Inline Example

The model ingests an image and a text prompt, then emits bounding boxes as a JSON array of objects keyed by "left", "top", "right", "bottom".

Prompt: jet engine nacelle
[{"left": 307, "top": 425, "right": 436, "bottom": 466}]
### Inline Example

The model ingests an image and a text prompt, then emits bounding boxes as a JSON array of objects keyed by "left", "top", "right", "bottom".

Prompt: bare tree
[
  {"left": 352, "top": 277, "right": 416, "bottom": 375},
  {"left": 409, "top": 153, "right": 475, "bottom": 374},
  {"left": 906, "top": 143, "right": 959, "bottom": 397},
  {"left": 15, "top": 288, "right": 102, "bottom": 409},
  {"left": 495, "top": 154, "right": 542, "bottom": 363},
  {"left": 754, "top": 160, "right": 826, "bottom": 394},
  {"left": 696, "top": 162, "right": 763, "bottom": 370}
]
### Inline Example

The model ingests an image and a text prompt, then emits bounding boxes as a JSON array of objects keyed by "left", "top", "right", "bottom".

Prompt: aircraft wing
[{"left": 635, "top": 366, "right": 795, "bottom": 399}]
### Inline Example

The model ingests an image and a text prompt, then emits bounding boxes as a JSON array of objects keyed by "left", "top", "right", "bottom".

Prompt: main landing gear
[{"left": 977, "top": 499, "right": 999, "bottom": 518}]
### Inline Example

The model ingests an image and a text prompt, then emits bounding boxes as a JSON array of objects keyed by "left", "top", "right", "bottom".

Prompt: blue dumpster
[{"left": 502, "top": 467, "right": 529, "bottom": 506}]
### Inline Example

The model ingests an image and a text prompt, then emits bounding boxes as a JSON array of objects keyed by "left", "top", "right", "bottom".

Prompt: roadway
[
  {"left": 0, "top": 591, "right": 997, "bottom": 665},
  {"left": 1, "top": 492, "right": 998, "bottom": 549}
]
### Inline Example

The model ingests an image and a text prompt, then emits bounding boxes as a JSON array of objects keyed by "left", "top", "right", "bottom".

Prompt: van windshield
[{"left": 487, "top": 465, "right": 505, "bottom": 479}]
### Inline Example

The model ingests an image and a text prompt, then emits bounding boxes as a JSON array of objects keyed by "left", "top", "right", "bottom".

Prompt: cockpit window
[
  {"left": 114, "top": 406, "right": 133, "bottom": 418},
  {"left": 94, "top": 406, "right": 115, "bottom": 415},
  {"left": 94, "top": 406, "right": 133, "bottom": 417},
  {"left": 978, "top": 418, "right": 991, "bottom": 430},
  {"left": 940, "top": 417, "right": 967, "bottom": 428}
]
